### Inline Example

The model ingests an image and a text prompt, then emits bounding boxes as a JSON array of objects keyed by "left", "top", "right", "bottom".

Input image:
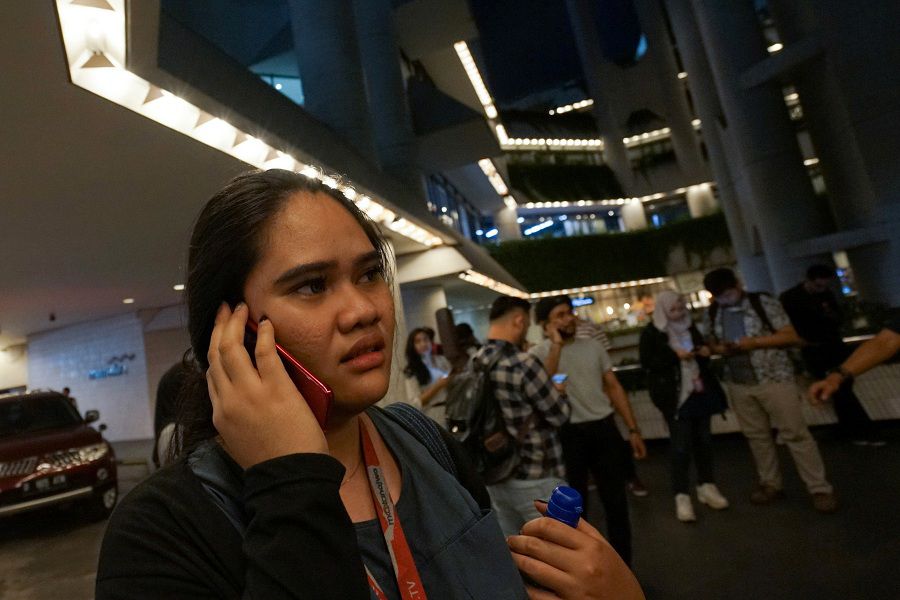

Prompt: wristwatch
[{"left": 828, "top": 366, "right": 854, "bottom": 385}]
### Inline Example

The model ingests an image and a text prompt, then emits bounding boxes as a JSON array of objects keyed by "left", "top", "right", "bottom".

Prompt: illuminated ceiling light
[
  {"left": 173, "top": 284, "right": 185, "bottom": 291},
  {"left": 299, "top": 164, "right": 319, "bottom": 179},
  {"left": 122, "top": 298, "right": 135, "bottom": 304},
  {"left": 194, "top": 112, "right": 216, "bottom": 128},
  {"left": 485, "top": 104, "right": 498, "bottom": 119},
  {"left": 80, "top": 51, "right": 115, "bottom": 69},
  {"left": 503, "top": 195, "right": 518, "bottom": 210},
  {"left": 767, "top": 43, "right": 784, "bottom": 53},
  {"left": 677, "top": 71, "right": 688, "bottom": 80},
  {"left": 71, "top": 0, "right": 114, "bottom": 9},
  {"left": 274, "top": 83, "right": 283, "bottom": 90},
  {"left": 453, "top": 41, "right": 496, "bottom": 120},
  {"left": 692, "top": 118, "right": 702, "bottom": 128},
  {"left": 804, "top": 157, "right": 820, "bottom": 166}
]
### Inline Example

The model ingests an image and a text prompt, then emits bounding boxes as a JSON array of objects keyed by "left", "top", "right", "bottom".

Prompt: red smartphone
[{"left": 245, "top": 319, "right": 333, "bottom": 430}]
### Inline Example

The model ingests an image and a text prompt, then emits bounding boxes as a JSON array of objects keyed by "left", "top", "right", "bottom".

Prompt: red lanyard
[{"left": 360, "top": 422, "right": 427, "bottom": 600}]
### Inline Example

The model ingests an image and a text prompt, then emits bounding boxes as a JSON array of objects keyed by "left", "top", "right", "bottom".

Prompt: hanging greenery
[{"left": 488, "top": 212, "right": 733, "bottom": 291}]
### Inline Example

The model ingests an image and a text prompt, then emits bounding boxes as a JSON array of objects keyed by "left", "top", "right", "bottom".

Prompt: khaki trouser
[{"left": 729, "top": 381, "right": 833, "bottom": 495}]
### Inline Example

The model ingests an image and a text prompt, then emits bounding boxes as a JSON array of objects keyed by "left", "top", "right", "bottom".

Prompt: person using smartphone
[
  {"left": 403, "top": 327, "right": 453, "bottom": 424},
  {"left": 95, "top": 170, "right": 644, "bottom": 600}
]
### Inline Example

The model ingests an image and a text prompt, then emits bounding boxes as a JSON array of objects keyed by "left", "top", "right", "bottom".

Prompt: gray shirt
[{"left": 531, "top": 338, "right": 614, "bottom": 424}]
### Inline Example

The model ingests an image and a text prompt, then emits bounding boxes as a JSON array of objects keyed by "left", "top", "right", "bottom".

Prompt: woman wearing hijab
[{"left": 639, "top": 290, "right": 729, "bottom": 522}]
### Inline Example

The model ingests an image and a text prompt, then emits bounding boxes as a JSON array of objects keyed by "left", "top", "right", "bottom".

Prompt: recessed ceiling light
[
  {"left": 122, "top": 298, "right": 135, "bottom": 304},
  {"left": 173, "top": 284, "right": 185, "bottom": 291}
]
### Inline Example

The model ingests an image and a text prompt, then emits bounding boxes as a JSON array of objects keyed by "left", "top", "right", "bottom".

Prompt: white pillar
[
  {"left": 494, "top": 206, "right": 522, "bottom": 241},
  {"left": 621, "top": 199, "right": 648, "bottom": 231},
  {"left": 685, "top": 183, "right": 719, "bottom": 217}
]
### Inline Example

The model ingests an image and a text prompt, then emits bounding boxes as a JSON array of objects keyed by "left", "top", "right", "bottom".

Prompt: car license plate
[{"left": 22, "top": 474, "right": 67, "bottom": 494}]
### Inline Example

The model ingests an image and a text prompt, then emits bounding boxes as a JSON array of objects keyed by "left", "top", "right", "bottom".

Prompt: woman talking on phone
[{"left": 95, "top": 170, "right": 643, "bottom": 600}]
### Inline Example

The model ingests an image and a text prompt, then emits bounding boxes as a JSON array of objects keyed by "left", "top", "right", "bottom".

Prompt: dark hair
[
  {"left": 703, "top": 268, "right": 739, "bottom": 297},
  {"left": 807, "top": 264, "right": 836, "bottom": 281},
  {"left": 422, "top": 327, "right": 436, "bottom": 342},
  {"left": 403, "top": 327, "right": 433, "bottom": 386},
  {"left": 175, "top": 169, "right": 391, "bottom": 457},
  {"left": 534, "top": 295, "right": 572, "bottom": 324},
  {"left": 489, "top": 296, "right": 531, "bottom": 321},
  {"left": 455, "top": 323, "right": 480, "bottom": 351}
]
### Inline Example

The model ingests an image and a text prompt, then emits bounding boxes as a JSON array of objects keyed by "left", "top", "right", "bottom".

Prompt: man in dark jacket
[{"left": 780, "top": 265, "right": 882, "bottom": 445}]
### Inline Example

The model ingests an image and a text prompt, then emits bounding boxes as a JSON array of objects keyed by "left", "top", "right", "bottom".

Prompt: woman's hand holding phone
[
  {"left": 507, "top": 501, "right": 644, "bottom": 600},
  {"left": 206, "top": 302, "right": 328, "bottom": 469}
]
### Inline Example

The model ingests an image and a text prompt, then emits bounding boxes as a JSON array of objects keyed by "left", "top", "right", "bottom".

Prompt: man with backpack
[
  {"left": 702, "top": 268, "right": 837, "bottom": 513},
  {"left": 463, "top": 296, "right": 570, "bottom": 536}
]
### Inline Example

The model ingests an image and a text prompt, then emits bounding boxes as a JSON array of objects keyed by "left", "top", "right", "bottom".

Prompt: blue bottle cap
[{"left": 546, "top": 485, "right": 583, "bottom": 528}]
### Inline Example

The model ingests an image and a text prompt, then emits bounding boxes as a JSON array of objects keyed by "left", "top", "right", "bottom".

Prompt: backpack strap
[
  {"left": 380, "top": 403, "right": 456, "bottom": 477},
  {"left": 188, "top": 441, "right": 247, "bottom": 535},
  {"left": 747, "top": 292, "right": 776, "bottom": 333}
]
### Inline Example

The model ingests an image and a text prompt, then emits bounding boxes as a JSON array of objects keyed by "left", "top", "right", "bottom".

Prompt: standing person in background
[
  {"left": 639, "top": 291, "right": 729, "bottom": 522},
  {"left": 476, "top": 296, "right": 571, "bottom": 537},
  {"left": 703, "top": 268, "right": 837, "bottom": 513},
  {"left": 532, "top": 295, "right": 647, "bottom": 566},
  {"left": 576, "top": 317, "right": 649, "bottom": 497},
  {"left": 153, "top": 360, "right": 191, "bottom": 467},
  {"left": 809, "top": 317, "right": 900, "bottom": 403},
  {"left": 403, "top": 327, "right": 452, "bottom": 424},
  {"left": 637, "top": 290, "right": 656, "bottom": 323},
  {"left": 780, "top": 265, "right": 883, "bottom": 446},
  {"left": 454, "top": 322, "right": 482, "bottom": 358}
]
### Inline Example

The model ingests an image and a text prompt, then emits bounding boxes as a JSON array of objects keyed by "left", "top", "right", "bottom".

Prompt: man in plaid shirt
[{"left": 474, "top": 296, "right": 570, "bottom": 536}]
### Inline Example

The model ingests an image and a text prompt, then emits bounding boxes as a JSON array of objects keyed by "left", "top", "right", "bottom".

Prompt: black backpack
[{"left": 445, "top": 347, "right": 528, "bottom": 485}]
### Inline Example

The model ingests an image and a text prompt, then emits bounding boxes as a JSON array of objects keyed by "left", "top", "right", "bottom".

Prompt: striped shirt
[{"left": 474, "top": 340, "right": 570, "bottom": 480}]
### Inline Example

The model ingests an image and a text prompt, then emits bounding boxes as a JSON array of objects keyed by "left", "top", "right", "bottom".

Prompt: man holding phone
[{"left": 531, "top": 295, "right": 646, "bottom": 566}]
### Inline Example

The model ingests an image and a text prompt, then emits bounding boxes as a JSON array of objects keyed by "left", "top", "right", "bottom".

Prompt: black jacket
[{"left": 638, "top": 323, "right": 726, "bottom": 421}]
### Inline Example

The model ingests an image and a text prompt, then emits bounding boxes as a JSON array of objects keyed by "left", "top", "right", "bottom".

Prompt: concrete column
[
  {"left": 494, "top": 206, "right": 522, "bottom": 241},
  {"left": 664, "top": 0, "right": 773, "bottom": 291},
  {"left": 399, "top": 285, "right": 448, "bottom": 338},
  {"left": 565, "top": 0, "right": 634, "bottom": 194},
  {"left": 353, "top": 0, "right": 422, "bottom": 190},
  {"left": 633, "top": 0, "right": 708, "bottom": 183},
  {"left": 767, "top": 0, "right": 876, "bottom": 229},
  {"left": 685, "top": 183, "right": 719, "bottom": 217},
  {"left": 621, "top": 199, "right": 648, "bottom": 231},
  {"left": 689, "top": 0, "right": 831, "bottom": 293},
  {"left": 287, "top": 0, "right": 375, "bottom": 160}
]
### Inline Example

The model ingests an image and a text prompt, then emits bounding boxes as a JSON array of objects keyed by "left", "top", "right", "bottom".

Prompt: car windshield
[{"left": 0, "top": 396, "right": 83, "bottom": 437}]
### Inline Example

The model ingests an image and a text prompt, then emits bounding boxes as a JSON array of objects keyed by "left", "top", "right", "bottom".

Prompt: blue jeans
[{"left": 486, "top": 476, "right": 564, "bottom": 536}]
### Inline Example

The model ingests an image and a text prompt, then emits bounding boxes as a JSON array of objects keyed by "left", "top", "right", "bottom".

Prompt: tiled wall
[{"left": 27, "top": 313, "right": 152, "bottom": 441}]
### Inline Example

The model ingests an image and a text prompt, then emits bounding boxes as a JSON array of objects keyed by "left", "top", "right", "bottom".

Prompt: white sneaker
[
  {"left": 675, "top": 494, "right": 697, "bottom": 522},
  {"left": 697, "top": 483, "right": 730, "bottom": 509}
]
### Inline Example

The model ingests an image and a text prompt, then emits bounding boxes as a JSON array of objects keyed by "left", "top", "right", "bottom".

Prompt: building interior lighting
[
  {"left": 503, "top": 195, "right": 518, "bottom": 210},
  {"left": 173, "top": 284, "right": 185, "bottom": 291},
  {"left": 524, "top": 219, "right": 554, "bottom": 236},
  {"left": 458, "top": 270, "right": 528, "bottom": 299},
  {"left": 528, "top": 277, "right": 668, "bottom": 299},
  {"left": 517, "top": 181, "right": 717, "bottom": 211},
  {"left": 548, "top": 98, "right": 594, "bottom": 115},
  {"left": 484, "top": 228, "right": 499, "bottom": 238},
  {"left": 804, "top": 157, "right": 820, "bottom": 166},
  {"left": 453, "top": 41, "right": 499, "bottom": 121},
  {"left": 767, "top": 43, "right": 784, "bottom": 53},
  {"left": 122, "top": 298, "right": 134, "bottom": 304},
  {"left": 478, "top": 159, "right": 510, "bottom": 196},
  {"left": 54, "top": 0, "right": 443, "bottom": 251},
  {"left": 677, "top": 71, "right": 688, "bottom": 80}
]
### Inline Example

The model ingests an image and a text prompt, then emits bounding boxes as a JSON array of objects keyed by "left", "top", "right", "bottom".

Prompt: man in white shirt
[{"left": 531, "top": 295, "right": 646, "bottom": 566}]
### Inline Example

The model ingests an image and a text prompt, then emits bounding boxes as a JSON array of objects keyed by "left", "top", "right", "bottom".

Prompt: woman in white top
[{"left": 403, "top": 327, "right": 452, "bottom": 424}]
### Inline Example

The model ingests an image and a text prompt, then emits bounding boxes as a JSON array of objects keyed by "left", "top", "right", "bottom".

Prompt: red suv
[{"left": 0, "top": 390, "right": 118, "bottom": 520}]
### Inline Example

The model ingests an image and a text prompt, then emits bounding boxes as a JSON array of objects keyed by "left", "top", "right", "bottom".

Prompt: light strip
[
  {"left": 549, "top": 98, "right": 594, "bottom": 115},
  {"left": 524, "top": 219, "right": 554, "bottom": 236},
  {"left": 623, "top": 127, "right": 671, "bottom": 147},
  {"left": 55, "top": 0, "right": 442, "bottom": 248},
  {"left": 501, "top": 137, "right": 604, "bottom": 151},
  {"left": 767, "top": 43, "right": 784, "bottom": 53},
  {"left": 528, "top": 277, "right": 670, "bottom": 299},
  {"left": 458, "top": 270, "right": 529, "bottom": 299},
  {"left": 520, "top": 182, "right": 717, "bottom": 210},
  {"left": 453, "top": 41, "right": 498, "bottom": 121},
  {"left": 477, "top": 159, "right": 509, "bottom": 196}
]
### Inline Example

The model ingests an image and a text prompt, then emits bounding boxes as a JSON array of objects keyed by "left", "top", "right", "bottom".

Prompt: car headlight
[{"left": 74, "top": 443, "right": 110, "bottom": 463}]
